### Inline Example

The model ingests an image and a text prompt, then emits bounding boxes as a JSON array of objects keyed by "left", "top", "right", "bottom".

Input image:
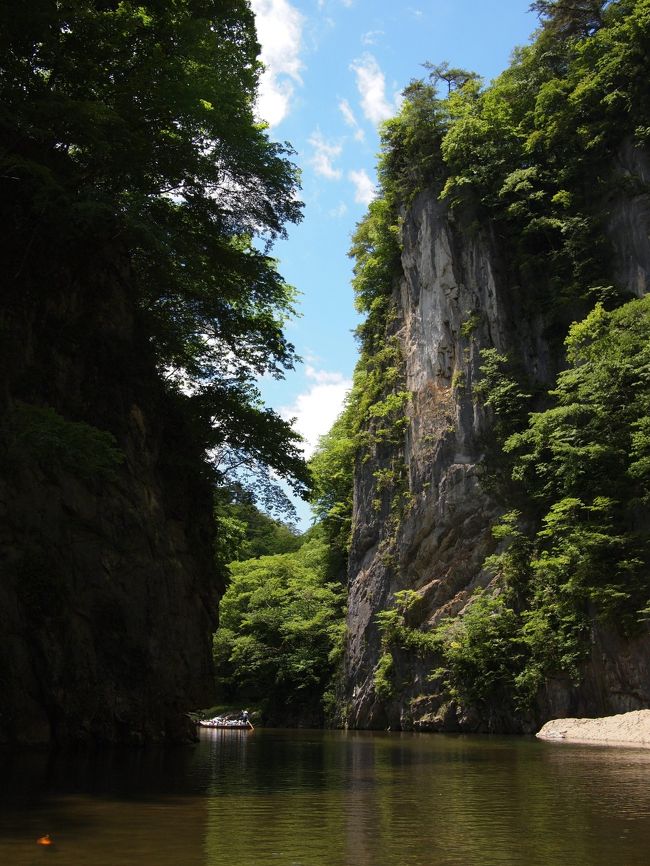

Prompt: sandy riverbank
[{"left": 537, "top": 709, "right": 650, "bottom": 747}]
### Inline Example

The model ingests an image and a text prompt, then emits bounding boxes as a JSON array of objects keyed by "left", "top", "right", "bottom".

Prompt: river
[{"left": 1, "top": 729, "right": 649, "bottom": 865}]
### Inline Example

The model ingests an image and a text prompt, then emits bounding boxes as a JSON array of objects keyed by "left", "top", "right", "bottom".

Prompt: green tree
[
  {"left": 505, "top": 297, "right": 650, "bottom": 619},
  {"left": 310, "top": 405, "right": 357, "bottom": 555},
  {"left": 214, "top": 485, "right": 302, "bottom": 567},
  {"left": 0, "top": 0, "right": 309, "bottom": 501},
  {"left": 435, "top": 298, "right": 650, "bottom": 714},
  {"left": 213, "top": 529, "right": 346, "bottom": 719},
  {"left": 530, "top": 0, "right": 609, "bottom": 38}
]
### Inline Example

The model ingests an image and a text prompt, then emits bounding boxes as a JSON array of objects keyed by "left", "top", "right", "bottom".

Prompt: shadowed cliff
[
  {"left": 0, "top": 248, "right": 221, "bottom": 745},
  {"left": 0, "top": 1, "right": 307, "bottom": 745}
]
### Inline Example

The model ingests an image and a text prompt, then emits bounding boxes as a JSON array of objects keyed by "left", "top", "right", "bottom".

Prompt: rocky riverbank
[{"left": 537, "top": 710, "right": 650, "bottom": 748}]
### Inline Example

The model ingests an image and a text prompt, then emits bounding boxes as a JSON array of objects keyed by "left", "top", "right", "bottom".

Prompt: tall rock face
[
  {"left": 0, "top": 250, "right": 221, "bottom": 745},
  {"left": 343, "top": 157, "right": 650, "bottom": 732}
]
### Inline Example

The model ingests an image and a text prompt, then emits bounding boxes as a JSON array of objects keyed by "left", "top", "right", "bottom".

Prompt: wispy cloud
[
  {"left": 338, "top": 98, "right": 364, "bottom": 141},
  {"left": 349, "top": 168, "right": 377, "bottom": 205},
  {"left": 350, "top": 53, "right": 395, "bottom": 125},
  {"left": 281, "top": 367, "right": 351, "bottom": 458},
  {"left": 308, "top": 129, "right": 343, "bottom": 180},
  {"left": 361, "top": 29, "right": 384, "bottom": 46},
  {"left": 329, "top": 201, "right": 348, "bottom": 218},
  {"left": 318, "top": 0, "right": 354, "bottom": 8},
  {"left": 251, "top": 0, "right": 304, "bottom": 127}
]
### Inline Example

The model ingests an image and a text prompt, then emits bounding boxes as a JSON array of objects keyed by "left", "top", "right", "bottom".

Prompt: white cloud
[
  {"left": 329, "top": 201, "right": 348, "bottom": 218},
  {"left": 361, "top": 29, "right": 384, "bottom": 46},
  {"left": 281, "top": 368, "right": 351, "bottom": 458},
  {"left": 308, "top": 129, "right": 343, "bottom": 180},
  {"left": 338, "top": 98, "right": 364, "bottom": 141},
  {"left": 351, "top": 53, "right": 395, "bottom": 125},
  {"left": 349, "top": 168, "right": 377, "bottom": 205},
  {"left": 317, "top": 0, "right": 353, "bottom": 10},
  {"left": 251, "top": 0, "right": 304, "bottom": 127},
  {"left": 304, "top": 366, "right": 346, "bottom": 384}
]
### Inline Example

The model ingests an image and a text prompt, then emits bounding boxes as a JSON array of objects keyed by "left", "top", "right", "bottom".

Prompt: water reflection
[{"left": 1, "top": 731, "right": 649, "bottom": 865}]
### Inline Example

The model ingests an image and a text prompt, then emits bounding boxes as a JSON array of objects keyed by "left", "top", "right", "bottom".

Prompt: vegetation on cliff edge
[{"left": 315, "top": 0, "right": 650, "bottom": 721}]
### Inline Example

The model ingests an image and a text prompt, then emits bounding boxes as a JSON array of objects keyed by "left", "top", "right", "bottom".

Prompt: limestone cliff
[
  {"left": 342, "top": 146, "right": 650, "bottom": 732},
  {"left": 0, "top": 251, "right": 221, "bottom": 745}
]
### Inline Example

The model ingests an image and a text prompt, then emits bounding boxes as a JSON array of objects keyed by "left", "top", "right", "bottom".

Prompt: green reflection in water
[{"left": 1, "top": 730, "right": 649, "bottom": 866}]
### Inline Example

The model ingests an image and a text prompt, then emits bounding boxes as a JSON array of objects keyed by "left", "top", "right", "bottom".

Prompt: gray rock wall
[{"left": 343, "top": 147, "right": 650, "bottom": 732}]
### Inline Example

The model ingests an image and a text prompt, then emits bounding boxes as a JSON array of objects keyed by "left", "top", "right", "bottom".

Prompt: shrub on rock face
[{"left": 435, "top": 297, "right": 650, "bottom": 713}]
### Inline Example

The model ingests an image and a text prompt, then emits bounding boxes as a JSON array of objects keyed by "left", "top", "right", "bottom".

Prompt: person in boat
[{"left": 241, "top": 709, "right": 250, "bottom": 724}]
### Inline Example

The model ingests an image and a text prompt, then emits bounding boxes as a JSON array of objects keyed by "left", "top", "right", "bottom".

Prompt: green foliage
[
  {"left": 378, "top": 78, "right": 449, "bottom": 206},
  {"left": 350, "top": 197, "right": 401, "bottom": 316},
  {"left": 530, "top": 1, "right": 609, "bottom": 39},
  {"left": 2, "top": 402, "right": 123, "bottom": 479},
  {"left": 214, "top": 485, "right": 301, "bottom": 567},
  {"left": 505, "top": 297, "right": 650, "bottom": 621},
  {"left": 450, "top": 370, "right": 466, "bottom": 393},
  {"left": 373, "top": 652, "right": 395, "bottom": 699},
  {"left": 460, "top": 311, "right": 482, "bottom": 338},
  {"left": 374, "top": 590, "right": 438, "bottom": 698},
  {"left": 310, "top": 332, "right": 410, "bottom": 555},
  {"left": 309, "top": 399, "right": 357, "bottom": 555},
  {"left": 436, "top": 297, "right": 650, "bottom": 712},
  {"left": 1, "top": 0, "right": 309, "bottom": 507},
  {"left": 475, "top": 349, "right": 534, "bottom": 450},
  {"left": 435, "top": 544, "right": 590, "bottom": 714},
  {"left": 433, "top": 590, "right": 525, "bottom": 708},
  {"left": 213, "top": 529, "right": 346, "bottom": 717}
]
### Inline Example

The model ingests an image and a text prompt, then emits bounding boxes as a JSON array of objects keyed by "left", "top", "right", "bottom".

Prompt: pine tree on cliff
[{"left": 530, "top": 0, "right": 609, "bottom": 37}]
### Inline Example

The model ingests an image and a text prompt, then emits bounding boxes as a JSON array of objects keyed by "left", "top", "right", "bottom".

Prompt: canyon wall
[
  {"left": 0, "top": 252, "right": 221, "bottom": 745},
  {"left": 342, "top": 145, "right": 650, "bottom": 732}
]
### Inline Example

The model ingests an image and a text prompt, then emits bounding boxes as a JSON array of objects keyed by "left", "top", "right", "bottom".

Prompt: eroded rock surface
[{"left": 343, "top": 152, "right": 650, "bottom": 732}]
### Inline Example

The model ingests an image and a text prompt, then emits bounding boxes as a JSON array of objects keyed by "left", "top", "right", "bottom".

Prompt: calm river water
[{"left": 1, "top": 729, "right": 649, "bottom": 866}]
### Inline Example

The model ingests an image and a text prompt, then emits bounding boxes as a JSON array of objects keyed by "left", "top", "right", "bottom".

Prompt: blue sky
[{"left": 250, "top": 0, "right": 539, "bottom": 526}]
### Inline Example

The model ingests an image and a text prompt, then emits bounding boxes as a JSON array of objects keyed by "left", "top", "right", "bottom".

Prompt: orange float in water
[{"left": 36, "top": 835, "right": 53, "bottom": 846}]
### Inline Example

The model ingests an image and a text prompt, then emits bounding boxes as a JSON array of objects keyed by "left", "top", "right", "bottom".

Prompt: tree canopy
[
  {"left": 213, "top": 528, "right": 346, "bottom": 720},
  {"left": 1, "top": 0, "right": 310, "bottom": 505},
  {"left": 213, "top": 485, "right": 302, "bottom": 567}
]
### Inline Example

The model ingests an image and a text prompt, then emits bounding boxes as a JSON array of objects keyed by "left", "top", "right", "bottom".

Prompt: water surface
[{"left": 1, "top": 729, "right": 649, "bottom": 865}]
